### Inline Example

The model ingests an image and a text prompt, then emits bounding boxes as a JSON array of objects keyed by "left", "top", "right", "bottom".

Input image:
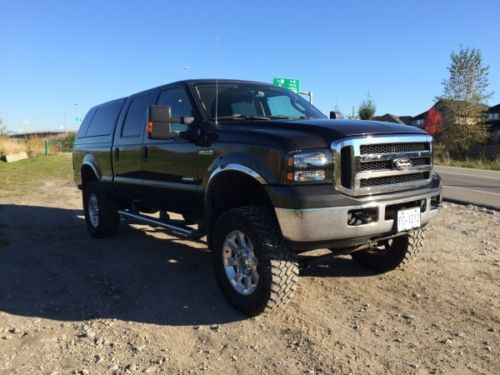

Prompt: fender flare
[
  {"left": 81, "top": 154, "right": 102, "bottom": 182},
  {"left": 205, "top": 163, "right": 267, "bottom": 202}
]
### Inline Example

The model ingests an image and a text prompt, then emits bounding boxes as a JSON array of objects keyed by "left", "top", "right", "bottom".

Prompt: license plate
[{"left": 397, "top": 207, "right": 421, "bottom": 231}]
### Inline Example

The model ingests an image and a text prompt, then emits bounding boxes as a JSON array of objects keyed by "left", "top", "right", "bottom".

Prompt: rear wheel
[
  {"left": 211, "top": 206, "right": 299, "bottom": 316},
  {"left": 83, "top": 181, "right": 120, "bottom": 238},
  {"left": 351, "top": 229, "right": 425, "bottom": 273}
]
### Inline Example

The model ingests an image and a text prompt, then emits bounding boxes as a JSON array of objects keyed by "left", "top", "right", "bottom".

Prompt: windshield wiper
[
  {"left": 269, "top": 115, "right": 313, "bottom": 120},
  {"left": 213, "top": 115, "right": 271, "bottom": 121}
]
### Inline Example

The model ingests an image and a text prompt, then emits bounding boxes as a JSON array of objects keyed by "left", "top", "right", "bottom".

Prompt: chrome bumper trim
[{"left": 275, "top": 189, "right": 440, "bottom": 242}]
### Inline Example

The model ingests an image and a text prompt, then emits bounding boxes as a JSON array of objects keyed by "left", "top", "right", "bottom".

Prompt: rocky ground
[{"left": 0, "top": 179, "right": 498, "bottom": 374}]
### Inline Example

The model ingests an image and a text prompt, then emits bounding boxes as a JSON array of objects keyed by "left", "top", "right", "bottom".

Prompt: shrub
[{"left": 0, "top": 136, "right": 27, "bottom": 157}]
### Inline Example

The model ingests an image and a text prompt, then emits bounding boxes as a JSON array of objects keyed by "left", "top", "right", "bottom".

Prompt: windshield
[{"left": 193, "top": 82, "right": 326, "bottom": 122}]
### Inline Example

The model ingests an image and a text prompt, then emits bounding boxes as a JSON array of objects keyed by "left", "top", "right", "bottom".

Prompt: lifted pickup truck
[{"left": 73, "top": 79, "right": 441, "bottom": 316}]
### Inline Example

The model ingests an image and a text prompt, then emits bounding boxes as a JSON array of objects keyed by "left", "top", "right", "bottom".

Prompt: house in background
[
  {"left": 486, "top": 104, "right": 500, "bottom": 144},
  {"left": 378, "top": 100, "right": 500, "bottom": 144},
  {"left": 372, "top": 113, "right": 407, "bottom": 124}
]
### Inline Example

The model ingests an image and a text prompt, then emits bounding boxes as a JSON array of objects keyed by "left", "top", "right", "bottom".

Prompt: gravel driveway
[{"left": 0, "top": 179, "right": 498, "bottom": 374}]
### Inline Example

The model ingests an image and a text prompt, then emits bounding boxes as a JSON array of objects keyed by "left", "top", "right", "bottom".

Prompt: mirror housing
[
  {"left": 329, "top": 111, "right": 343, "bottom": 120},
  {"left": 147, "top": 105, "right": 195, "bottom": 139}
]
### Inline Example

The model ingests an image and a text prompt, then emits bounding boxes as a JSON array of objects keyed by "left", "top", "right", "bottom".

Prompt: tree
[
  {"left": 346, "top": 106, "right": 358, "bottom": 120},
  {"left": 358, "top": 95, "right": 376, "bottom": 120},
  {"left": 0, "top": 118, "right": 6, "bottom": 136},
  {"left": 439, "top": 47, "right": 493, "bottom": 154},
  {"left": 423, "top": 108, "right": 443, "bottom": 137}
]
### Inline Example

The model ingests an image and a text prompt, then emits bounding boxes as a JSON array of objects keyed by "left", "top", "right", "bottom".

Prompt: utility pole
[{"left": 65, "top": 103, "right": 78, "bottom": 134}]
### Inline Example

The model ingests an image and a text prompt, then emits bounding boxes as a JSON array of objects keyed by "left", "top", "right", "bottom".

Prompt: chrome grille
[
  {"left": 360, "top": 143, "right": 429, "bottom": 155},
  {"left": 332, "top": 135, "right": 433, "bottom": 196},
  {"left": 360, "top": 157, "right": 430, "bottom": 171},
  {"left": 360, "top": 172, "right": 430, "bottom": 187}
]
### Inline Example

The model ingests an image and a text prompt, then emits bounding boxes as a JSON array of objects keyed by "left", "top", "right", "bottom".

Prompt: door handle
[
  {"left": 114, "top": 147, "right": 119, "bottom": 160},
  {"left": 142, "top": 146, "right": 148, "bottom": 160}
]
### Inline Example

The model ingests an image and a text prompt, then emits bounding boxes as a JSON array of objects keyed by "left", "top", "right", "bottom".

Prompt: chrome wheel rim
[
  {"left": 88, "top": 193, "right": 99, "bottom": 228},
  {"left": 222, "top": 230, "right": 259, "bottom": 295}
]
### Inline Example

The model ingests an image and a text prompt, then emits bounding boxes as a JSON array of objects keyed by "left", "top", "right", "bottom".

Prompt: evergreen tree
[{"left": 358, "top": 95, "right": 376, "bottom": 120}]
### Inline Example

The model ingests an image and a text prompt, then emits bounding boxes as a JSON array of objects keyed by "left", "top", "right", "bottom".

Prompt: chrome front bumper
[{"left": 275, "top": 188, "right": 441, "bottom": 242}]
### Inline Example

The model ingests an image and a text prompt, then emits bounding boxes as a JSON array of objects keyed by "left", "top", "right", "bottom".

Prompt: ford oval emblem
[{"left": 393, "top": 158, "right": 413, "bottom": 170}]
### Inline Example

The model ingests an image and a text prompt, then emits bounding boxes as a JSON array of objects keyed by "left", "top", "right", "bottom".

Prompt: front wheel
[
  {"left": 351, "top": 229, "right": 425, "bottom": 273},
  {"left": 83, "top": 181, "right": 120, "bottom": 238},
  {"left": 211, "top": 206, "right": 299, "bottom": 316}
]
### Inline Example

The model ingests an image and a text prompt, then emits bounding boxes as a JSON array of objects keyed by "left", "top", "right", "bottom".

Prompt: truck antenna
[{"left": 215, "top": 36, "right": 220, "bottom": 126}]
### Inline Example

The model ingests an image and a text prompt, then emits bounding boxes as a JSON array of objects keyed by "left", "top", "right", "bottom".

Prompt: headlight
[{"left": 284, "top": 150, "right": 333, "bottom": 183}]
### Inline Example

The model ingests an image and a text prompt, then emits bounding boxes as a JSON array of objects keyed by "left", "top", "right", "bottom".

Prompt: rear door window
[
  {"left": 85, "top": 99, "right": 125, "bottom": 137},
  {"left": 77, "top": 107, "right": 97, "bottom": 138},
  {"left": 121, "top": 93, "right": 154, "bottom": 138}
]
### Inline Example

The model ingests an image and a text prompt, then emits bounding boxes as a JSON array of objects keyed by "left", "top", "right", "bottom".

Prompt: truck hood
[{"left": 219, "top": 119, "right": 428, "bottom": 150}]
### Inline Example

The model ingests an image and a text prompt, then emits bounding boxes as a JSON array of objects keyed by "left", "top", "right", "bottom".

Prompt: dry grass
[
  {"left": 25, "top": 136, "right": 50, "bottom": 156},
  {"left": 0, "top": 133, "right": 75, "bottom": 157},
  {"left": 0, "top": 136, "right": 26, "bottom": 156},
  {"left": 435, "top": 157, "right": 500, "bottom": 171}
]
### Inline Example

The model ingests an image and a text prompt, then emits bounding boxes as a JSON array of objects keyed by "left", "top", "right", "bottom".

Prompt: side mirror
[
  {"left": 147, "top": 105, "right": 195, "bottom": 139},
  {"left": 329, "top": 111, "right": 343, "bottom": 120}
]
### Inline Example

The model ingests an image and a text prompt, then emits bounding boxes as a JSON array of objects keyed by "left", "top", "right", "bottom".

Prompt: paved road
[{"left": 434, "top": 165, "right": 500, "bottom": 209}]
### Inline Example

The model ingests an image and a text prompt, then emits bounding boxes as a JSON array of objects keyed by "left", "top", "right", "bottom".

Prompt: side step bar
[{"left": 117, "top": 210, "right": 205, "bottom": 240}]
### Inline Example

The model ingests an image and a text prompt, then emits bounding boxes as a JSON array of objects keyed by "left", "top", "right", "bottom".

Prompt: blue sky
[{"left": 1, "top": 0, "right": 499, "bottom": 132}]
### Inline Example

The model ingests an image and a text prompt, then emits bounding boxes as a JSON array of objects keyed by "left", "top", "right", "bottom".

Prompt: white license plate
[{"left": 397, "top": 207, "right": 421, "bottom": 231}]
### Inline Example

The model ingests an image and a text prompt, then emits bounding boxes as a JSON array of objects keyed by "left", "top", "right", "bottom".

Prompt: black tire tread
[
  {"left": 83, "top": 181, "right": 119, "bottom": 238},
  {"left": 352, "top": 228, "right": 425, "bottom": 273},
  {"left": 213, "top": 206, "right": 299, "bottom": 315},
  {"left": 396, "top": 228, "right": 425, "bottom": 269}
]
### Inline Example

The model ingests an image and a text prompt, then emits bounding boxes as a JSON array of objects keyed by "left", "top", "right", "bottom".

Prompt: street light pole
[
  {"left": 299, "top": 90, "right": 314, "bottom": 104},
  {"left": 65, "top": 103, "right": 78, "bottom": 134}
]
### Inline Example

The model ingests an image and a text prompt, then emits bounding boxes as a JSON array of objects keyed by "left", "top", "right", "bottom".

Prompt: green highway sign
[
  {"left": 273, "top": 77, "right": 300, "bottom": 93},
  {"left": 74, "top": 117, "right": 83, "bottom": 122}
]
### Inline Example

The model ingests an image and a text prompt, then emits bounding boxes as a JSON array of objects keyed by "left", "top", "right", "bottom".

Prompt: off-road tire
[
  {"left": 212, "top": 206, "right": 299, "bottom": 316},
  {"left": 351, "top": 228, "right": 425, "bottom": 273},
  {"left": 83, "top": 181, "right": 120, "bottom": 238}
]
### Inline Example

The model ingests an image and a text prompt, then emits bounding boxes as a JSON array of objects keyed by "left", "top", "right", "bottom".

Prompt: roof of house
[
  {"left": 398, "top": 116, "right": 413, "bottom": 124},
  {"left": 372, "top": 113, "right": 406, "bottom": 124},
  {"left": 487, "top": 103, "right": 500, "bottom": 113}
]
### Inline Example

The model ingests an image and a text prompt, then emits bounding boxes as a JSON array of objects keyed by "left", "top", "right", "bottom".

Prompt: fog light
[{"left": 294, "top": 170, "right": 326, "bottom": 182}]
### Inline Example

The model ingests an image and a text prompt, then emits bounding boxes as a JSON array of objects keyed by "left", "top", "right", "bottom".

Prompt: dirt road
[{"left": 0, "top": 178, "right": 498, "bottom": 374}]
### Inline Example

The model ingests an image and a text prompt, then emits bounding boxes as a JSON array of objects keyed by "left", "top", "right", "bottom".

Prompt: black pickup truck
[{"left": 73, "top": 79, "right": 441, "bottom": 315}]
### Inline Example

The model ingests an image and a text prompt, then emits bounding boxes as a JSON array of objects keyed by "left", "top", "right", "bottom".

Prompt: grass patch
[
  {"left": 0, "top": 154, "right": 73, "bottom": 197},
  {"left": 434, "top": 157, "right": 500, "bottom": 171},
  {"left": 0, "top": 238, "right": 9, "bottom": 247}
]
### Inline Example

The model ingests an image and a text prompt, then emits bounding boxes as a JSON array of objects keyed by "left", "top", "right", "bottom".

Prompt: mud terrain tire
[
  {"left": 212, "top": 206, "right": 299, "bottom": 316},
  {"left": 83, "top": 181, "right": 120, "bottom": 238},
  {"left": 352, "top": 229, "right": 425, "bottom": 273}
]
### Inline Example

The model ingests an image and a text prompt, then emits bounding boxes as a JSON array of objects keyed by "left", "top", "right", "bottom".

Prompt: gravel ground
[{"left": 0, "top": 179, "right": 498, "bottom": 374}]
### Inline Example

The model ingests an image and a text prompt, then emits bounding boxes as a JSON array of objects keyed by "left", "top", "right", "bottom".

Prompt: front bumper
[{"left": 275, "top": 187, "right": 441, "bottom": 243}]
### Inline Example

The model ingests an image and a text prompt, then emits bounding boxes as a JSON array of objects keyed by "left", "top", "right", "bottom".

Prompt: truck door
[
  {"left": 141, "top": 86, "right": 202, "bottom": 213},
  {"left": 112, "top": 92, "right": 155, "bottom": 200}
]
